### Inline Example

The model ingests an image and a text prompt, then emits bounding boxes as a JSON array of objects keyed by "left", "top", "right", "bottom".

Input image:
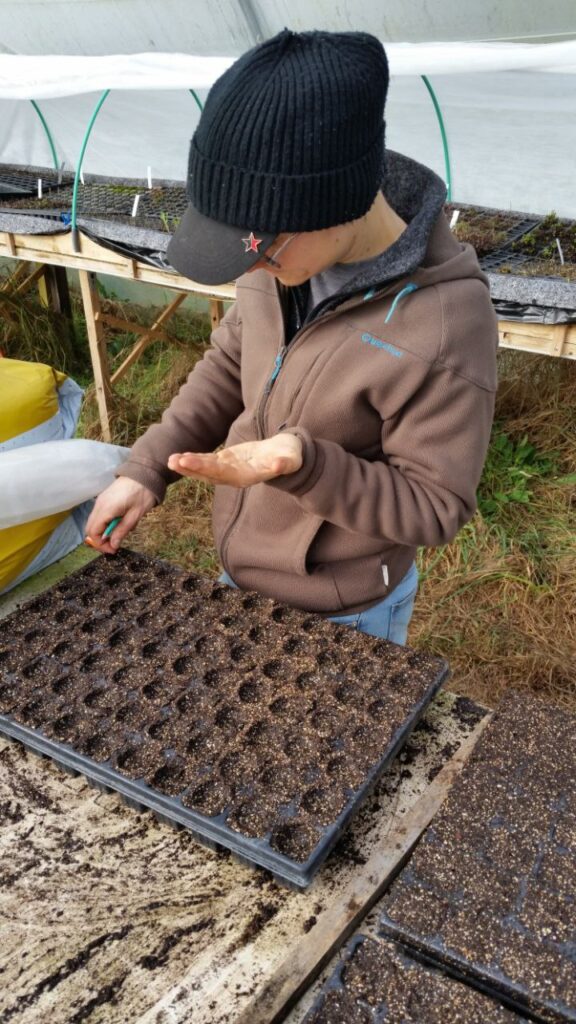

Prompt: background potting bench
[
  {"left": 1, "top": 225, "right": 574, "bottom": 441},
  {"left": 2, "top": 40, "right": 575, "bottom": 439},
  {"left": 0, "top": 226, "right": 235, "bottom": 441}
]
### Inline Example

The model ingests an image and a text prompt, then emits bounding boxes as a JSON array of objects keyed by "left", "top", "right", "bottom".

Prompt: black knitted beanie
[
  {"left": 188, "top": 28, "right": 389, "bottom": 232},
  {"left": 167, "top": 29, "right": 390, "bottom": 283}
]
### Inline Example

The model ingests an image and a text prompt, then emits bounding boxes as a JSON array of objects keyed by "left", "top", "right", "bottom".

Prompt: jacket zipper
[
  {"left": 255, "top": 283, "right": 343, "bottom": 439},
  {"left": 223, "top": 292, "right": 312, "bottom": 571}
]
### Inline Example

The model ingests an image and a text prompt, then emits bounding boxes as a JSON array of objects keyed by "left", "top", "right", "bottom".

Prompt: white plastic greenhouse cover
[
  {"left": 1, "top": 1, "right": 576, "bottom": 216},
  {"left": 1, "top": 43, "right": 575, "bottom": 99}
]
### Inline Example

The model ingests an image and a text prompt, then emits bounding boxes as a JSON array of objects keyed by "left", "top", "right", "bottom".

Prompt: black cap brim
[{"left": 166, "top": 203, "right": 275, "bottom": 285}]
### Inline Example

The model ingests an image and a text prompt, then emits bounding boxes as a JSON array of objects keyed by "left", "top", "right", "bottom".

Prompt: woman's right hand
[{"left": 84, "top": 477, "right": 157, "bottom": 554}]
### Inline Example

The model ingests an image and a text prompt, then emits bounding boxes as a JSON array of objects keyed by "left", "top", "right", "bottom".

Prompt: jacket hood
[{"left": 306, "top": 148, "right": 489, "bottom": 317}]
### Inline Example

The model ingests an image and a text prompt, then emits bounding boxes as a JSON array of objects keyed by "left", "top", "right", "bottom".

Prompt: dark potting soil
[
  {"left": 304, "top": 935, "right": 529, "bottom": 1024},
  {"left": 0, "top": 550, "right": 446, "bottom": 870},
  {"left": 380, "top": 691, "right": 576, "bottom": 1023}
]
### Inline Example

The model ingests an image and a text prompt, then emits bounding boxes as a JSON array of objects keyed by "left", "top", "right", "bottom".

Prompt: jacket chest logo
[{"left": 361, "top": 332, "right": 403, "bottom": 358}]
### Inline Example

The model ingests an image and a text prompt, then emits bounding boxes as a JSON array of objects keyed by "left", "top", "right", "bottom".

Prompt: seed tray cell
[
  {"left": 303, "top": 934, "right": 529, "bottom": 1023},
  {"left": 379, "top": 691, "right": 576, "bottom": 1023},
  {"left": 0, "top": 549, "right": 448, "bottom": 888}
]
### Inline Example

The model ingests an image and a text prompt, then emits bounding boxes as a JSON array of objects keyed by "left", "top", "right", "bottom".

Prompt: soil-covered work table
[{"left": 0, "top": 550, "right": 491, "bottom": 1023}]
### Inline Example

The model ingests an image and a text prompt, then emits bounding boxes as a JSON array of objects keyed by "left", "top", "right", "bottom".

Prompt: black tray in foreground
[{"left": 0, "top": 551, "right": 448, "bottom": 889}]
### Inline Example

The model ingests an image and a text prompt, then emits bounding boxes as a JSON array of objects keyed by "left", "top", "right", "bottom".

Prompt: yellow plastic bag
[
  {"left": 0, "top": 359, "right": 67, "bottom": 442},
  {"left": 0, "top": 358, "right": 78, "bottom": 592}
]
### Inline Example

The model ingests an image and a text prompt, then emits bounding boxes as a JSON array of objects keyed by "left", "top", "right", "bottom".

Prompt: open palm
[{"left": 167, "top": 433, "right": 303, "bottom": 488}]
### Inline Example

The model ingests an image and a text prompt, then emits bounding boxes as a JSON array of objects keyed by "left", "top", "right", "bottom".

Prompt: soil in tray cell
[
  {"left": 0, "top": 548, "right": 447, "bottom": 874},
  {"left": 303, "top": 935, "right": 529, "bottom": 1023},
  {"left": 379, "top": 690, "right": 576, "bottom": 1023}
]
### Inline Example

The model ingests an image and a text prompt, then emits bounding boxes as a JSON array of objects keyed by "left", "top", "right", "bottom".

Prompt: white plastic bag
[{"left": 0, "top": 439, "right": 130, "bottom": 530}]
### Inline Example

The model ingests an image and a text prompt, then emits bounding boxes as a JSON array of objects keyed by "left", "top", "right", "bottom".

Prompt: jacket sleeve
[
  {"left": 117, "top": 302, "right": 244, "bottom": 503},
  {"left": 268, "top": 361, "right": 497, "bottom": 549}
]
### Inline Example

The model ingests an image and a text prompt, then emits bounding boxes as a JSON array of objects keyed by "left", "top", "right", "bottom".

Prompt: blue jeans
[{"left": 218, "top": 561, "right": 419, "bottom": 646}]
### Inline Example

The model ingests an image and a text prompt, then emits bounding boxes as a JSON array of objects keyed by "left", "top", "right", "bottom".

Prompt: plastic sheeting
[
  {"left": 1, "top": 42, "right": 575, "bottom": 100},
  {"left": 1, "top": 0, "right": 574, "bottom": 56},
  {"left": 491, "top": 300, "right": 576, "bottom": 325},
  {"left": 2, "top": 70, "right": 576, "bottom": 217}
]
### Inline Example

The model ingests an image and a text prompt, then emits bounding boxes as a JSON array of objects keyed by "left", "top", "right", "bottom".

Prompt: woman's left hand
[{"left": 167, "top": 433, "right": 303, "bottom": 488}]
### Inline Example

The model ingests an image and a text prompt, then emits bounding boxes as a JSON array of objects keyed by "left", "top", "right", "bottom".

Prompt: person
[{"left": 85, "top": 28, "right": 498, "bottom": 645}]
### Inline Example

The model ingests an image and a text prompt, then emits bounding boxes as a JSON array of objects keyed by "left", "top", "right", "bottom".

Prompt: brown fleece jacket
[{"left": 118, "top": 151, "right": 499, "bottom": 614}]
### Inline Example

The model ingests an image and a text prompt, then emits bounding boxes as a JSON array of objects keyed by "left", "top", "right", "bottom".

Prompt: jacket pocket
[
  {"left": 212, "top": 484, "right": 243, "bottom": 554},
  {"left": 330, "top": 553, "right": 389, "bottom": 612},
  {"left": 217, "top": 483, "right": 326, "bottom": 578}
]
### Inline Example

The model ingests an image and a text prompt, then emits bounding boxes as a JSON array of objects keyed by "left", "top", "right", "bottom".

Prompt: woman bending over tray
[{"left": 86, "top": 29, "right": 498, "bottom": 645}]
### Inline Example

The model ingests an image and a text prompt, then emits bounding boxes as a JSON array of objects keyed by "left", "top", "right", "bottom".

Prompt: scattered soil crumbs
[
  {"left": 380, "top": 691, "right": 576, "bottom": 1023},
  {"left": 0, "top": 549, "right": 446, "bottom": 874},
  {"left": 303, "top": 935, "right": 529, "bottom": 1023},
  {"left": 234, "top": 900, "right": 280, "bottom": 950}
]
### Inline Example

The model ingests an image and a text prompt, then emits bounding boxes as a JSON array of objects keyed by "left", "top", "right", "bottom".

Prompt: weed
[
  {"left": 158, "top": 211, "right": 181, "bottom": 233},
  {"left": 477, "top": 427, "right": 557, "bottom": 521}
]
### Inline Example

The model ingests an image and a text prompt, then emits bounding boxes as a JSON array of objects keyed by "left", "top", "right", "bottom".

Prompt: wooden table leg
[
  {"left": 78, "top": 269, "right": 112, "bottom": 442},
  {"left": 210, "top": 299, "right": 225, "bottom": 331},
  {"left": 110, "top": 291, "right": 187, "bottom": 385},
  {"left": 40, "top": 265, "right": 73, "bottom": 320}
]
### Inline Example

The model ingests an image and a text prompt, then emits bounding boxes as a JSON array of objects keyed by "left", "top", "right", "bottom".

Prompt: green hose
[
  {"left": 29, "top": 100, "right": 59, "bottom": 172},
  {"left": 421, "top": 75, "right": 452, "bottom": 202},
  {"left": 71, "top": 89, "right": 111, "bottom": 251},
  {"left": 189, "top": 89, "right": 204, "bottom": 113},
  {"left": 71, "top": 88, "right": 204, "bottom": 251}
]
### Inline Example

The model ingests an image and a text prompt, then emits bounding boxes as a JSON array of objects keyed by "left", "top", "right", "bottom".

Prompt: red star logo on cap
[{"left": 242, "top": 231, "right": 263, "bottom": 254}]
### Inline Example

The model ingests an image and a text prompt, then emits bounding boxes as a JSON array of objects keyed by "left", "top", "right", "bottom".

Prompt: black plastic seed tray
[
  {"left": 303, "top": 933, "right": 530, "bottom": 1023},
  {"left": 0, "top": 172, "right": 188, "bottom": 233},
  {"left": 379, "top": 691, "right": 576, "bottom": 1023},
  {"left": 480, "top": 249, "right": 533, "bottom": 272},
  {"left": 0, "top": 550, "right": 448, "bottom": 889},
  {"left": 0, "top": 169, "right": 70, "bottom": 199},
  {"left": 479, "top": 218, "right": 542, "bottom": 271}
]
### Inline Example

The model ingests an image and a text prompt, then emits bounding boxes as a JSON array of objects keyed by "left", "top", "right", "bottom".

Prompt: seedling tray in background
[
  {"left": 0, "top": 166, "right": 73, "bottom": 198},
  {"left": 0, "top": 165, "right": 187, "bottom": 233},
  {"left": 0, "top": 550, "right": 448, "bottom": 889},
  {"left": 478, "top": 216, "right": 542, "bottom": 272},
  {"left": 379, "top": 691, "right": 576, "bottom": 1023},
  {"left": 303, "top": 933, "right": 530, "bottom": 1023}
]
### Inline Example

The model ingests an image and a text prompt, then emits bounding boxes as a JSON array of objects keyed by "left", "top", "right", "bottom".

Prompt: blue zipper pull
[{"left": 269, "top": 351, "right": 284, "bottom": 385}]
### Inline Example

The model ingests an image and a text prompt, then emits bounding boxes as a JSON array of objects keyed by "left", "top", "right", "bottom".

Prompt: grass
[
  {"left": 0, "top": 268, "right": 87, "bottom": 377},
  {"left": 4, "top": 287, "right": 576, "bottom": 713},
  {"left": 413, "top": 348, "right": 576, "bottom": 710}
]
